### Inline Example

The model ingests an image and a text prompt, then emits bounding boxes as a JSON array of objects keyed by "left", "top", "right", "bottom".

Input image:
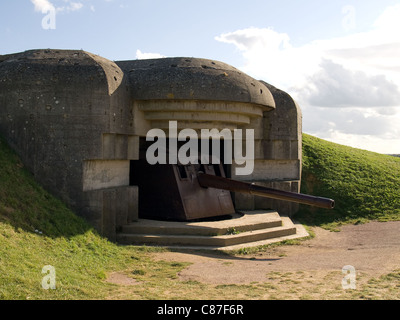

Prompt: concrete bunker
[{"left": 0, "top": 49, "right": 305, "bottom": 242}]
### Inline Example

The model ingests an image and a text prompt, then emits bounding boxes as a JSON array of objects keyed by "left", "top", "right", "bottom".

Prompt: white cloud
[
  {"left": 215, "top": 27, "right": 309, "bottom": 88},
  {"left": 318, "top": 131, "right": 400, "bottom": 154},
  {"left": 301, "top": 103, "right": 400, "bottom": 153},
  {"left": 215, "top": 4, "right": 400, "bottom": 153},
  {"left": 300, "top": 59, "right": 400, "bottom": 108},
  {"left": 373, "top": 3, "right": 400, "bottom": 32},
  {"left": 31, "top": 0, "right": 83, "bottom": 13},
  {"left": 215, "top": 27, "right": 291, "bottom": 52},
  {"left": 57, "top": 1, "right": 83, "bottom": 12},
  {"left": 135, "top": 49, "right": 166, "bottom": 60},
  {"left": 31, "top": 0, "right": 55, "bottom": 13},
  {"left": 66, "top": 2, "right": 83, "bottom": 11}
]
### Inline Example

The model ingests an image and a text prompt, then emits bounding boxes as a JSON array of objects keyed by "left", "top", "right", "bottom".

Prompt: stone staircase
[{"left": 116, "top": 210, "right": 309, "bottom": 250}]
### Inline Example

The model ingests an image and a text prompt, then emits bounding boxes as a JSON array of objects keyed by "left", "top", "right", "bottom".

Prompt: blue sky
[{"left": 1, "top": 0, "right": 400, "bottom": 153}]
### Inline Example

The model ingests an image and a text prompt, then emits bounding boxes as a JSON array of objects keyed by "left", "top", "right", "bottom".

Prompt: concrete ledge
[
  {"left": 117, "top": 225, "right": 295, "bottom": 247},
  {"left": 220, "top": 217, "right": 309, "bottom": 251},
  {"left": 116, "top": 210, "right": 309, "bottom": 250},
  {"left": 120, "top": 210, "right": 282, "bottom": 236}
]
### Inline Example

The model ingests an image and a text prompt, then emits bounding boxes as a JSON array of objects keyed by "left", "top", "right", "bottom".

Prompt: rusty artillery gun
[{"left": 130, "top": 160, "right": 334, "bottom": 221}]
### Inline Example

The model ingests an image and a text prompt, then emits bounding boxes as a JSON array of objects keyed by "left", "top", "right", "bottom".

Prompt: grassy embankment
[
  {"left": 0, "top": 133, "right": 399, "bottom": 299},
  {"left": 297, "top": 134, "right": 400, "bottom": 230},
  {"left": 0, "top": 135, "right": 187, "bottom": 300}
]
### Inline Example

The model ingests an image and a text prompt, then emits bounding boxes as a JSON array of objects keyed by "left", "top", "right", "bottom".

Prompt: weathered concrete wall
[
  {"left": 0, "top": 49, "right": 139, "bottom": 238},
  {"left": 0, "top": 49, "right": 302, "bottom": 240},
  {"left": 116, "top": 57, "right": 274, "bottom": 106},
  {"left": 83, "top": 160, "right": 131, "bottom": 191}
]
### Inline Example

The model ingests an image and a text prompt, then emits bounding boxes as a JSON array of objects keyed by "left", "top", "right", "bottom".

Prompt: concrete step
[
  {"left": 120, "top": 210, "right": 283, "bottom": 236},
  {"left": 115, "top": 210, "right": 309, "bottom": 249},
  {"left": 116, "top": 223, "right": 296, "bottom": 247}
]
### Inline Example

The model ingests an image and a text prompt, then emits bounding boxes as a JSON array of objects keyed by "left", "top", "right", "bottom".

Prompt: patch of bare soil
[
  {"left": 106, "top": 272, "right": 141, "bottom": 286},
  {"left": 152, "top": 221, "right": 400, "bottom": 285}
]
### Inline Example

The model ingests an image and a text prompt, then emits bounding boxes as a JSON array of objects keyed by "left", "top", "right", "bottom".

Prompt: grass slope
[
  {"left": 0, "top": 137, "right": 126, "bottom": 299},
  {"left": 297, "top": 134, "right": 400, "bottom": 230},
  {"left": 0, "top": 136, "right": 177, "bottom": 300}
]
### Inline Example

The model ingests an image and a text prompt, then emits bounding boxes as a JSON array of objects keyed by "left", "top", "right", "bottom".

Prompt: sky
[{"left": 1, "top": 0, "right": 400, "bottom": 154}]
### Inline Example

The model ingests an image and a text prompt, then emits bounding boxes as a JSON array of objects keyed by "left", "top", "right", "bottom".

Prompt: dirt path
[{"left": 152, "top": 221, "right": 400, "bottom": 285}]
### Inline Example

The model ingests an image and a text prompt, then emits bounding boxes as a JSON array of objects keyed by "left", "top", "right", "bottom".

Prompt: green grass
[
  {"left": 0, "top": 135, "right": 177, "bottom": 300},
  {"left": 296, "top": 134, "right": 400, "bottom": 230},
  {"left": 0, "top": 133, "right": 399, "bottom": 299},
  {"left": 0, "top": 138, "right": 89, "bottom": 239}
]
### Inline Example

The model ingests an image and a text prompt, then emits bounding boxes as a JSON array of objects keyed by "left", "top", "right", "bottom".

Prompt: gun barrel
[{"left": 197, "top": 172, "right": 335, "bottom": 209}]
